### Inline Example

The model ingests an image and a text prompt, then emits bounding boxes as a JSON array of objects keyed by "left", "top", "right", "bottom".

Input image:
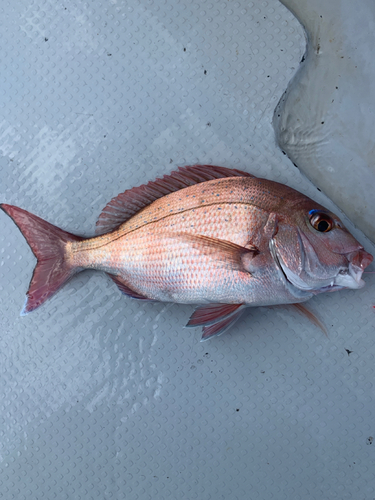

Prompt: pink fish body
[{"left": 1, "top": 165, "right": 372, "bottom": 340}]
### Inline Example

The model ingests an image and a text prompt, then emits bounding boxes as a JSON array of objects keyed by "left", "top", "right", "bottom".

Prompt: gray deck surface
[{"left": 0, "top": 1, "right": 374, "bottom": 499}]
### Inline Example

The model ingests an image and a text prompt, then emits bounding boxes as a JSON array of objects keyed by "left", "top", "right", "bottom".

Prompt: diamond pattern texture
[{"left": 0, "top": 1, "right": 374, "bottom": 499}]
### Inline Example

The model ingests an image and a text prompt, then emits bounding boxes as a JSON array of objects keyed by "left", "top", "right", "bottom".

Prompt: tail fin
[{"left": 1, "top": 204, "right": 84, "bottom": 315}]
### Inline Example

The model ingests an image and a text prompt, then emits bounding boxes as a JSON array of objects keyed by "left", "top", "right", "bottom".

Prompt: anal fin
[{"left": 108, "top": 274, "right": 155, "bottom": 301}]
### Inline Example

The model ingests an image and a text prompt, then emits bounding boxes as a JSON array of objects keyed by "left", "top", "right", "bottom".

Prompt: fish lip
[
  {"left": 333, "top": 263, "right": 365, "bottom": 290},
  {"left": 347, "top": 248, "right": 373, "bottom": 271},
  {"left": 333, "top": 249, "right": 373, "bottom": 290},
  {"left": 269, "top": 238, "right": 312, "bottom": 300}
]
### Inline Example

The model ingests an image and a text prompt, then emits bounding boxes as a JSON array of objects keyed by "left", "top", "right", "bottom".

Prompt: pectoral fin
[{"left": 174, "top": 233, "right": 259, "bottom": 273}]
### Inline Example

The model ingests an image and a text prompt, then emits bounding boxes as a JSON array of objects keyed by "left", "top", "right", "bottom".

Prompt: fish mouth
[
  {"left": 269, "top": 238, "right": 313, "bottom": 300},
  {"left": 333, "top": 249, "right": 373, "bottom": 290},
  {"left": 333, "top": 264, "right": 364, "bottom": 289}
]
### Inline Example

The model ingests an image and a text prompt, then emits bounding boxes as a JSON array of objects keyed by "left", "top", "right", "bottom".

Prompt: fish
[{"left": 1, "top": 165, "right": 373, "bottom": 340}]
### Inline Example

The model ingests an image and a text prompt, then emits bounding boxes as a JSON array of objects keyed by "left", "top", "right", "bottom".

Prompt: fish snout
[
  {"left": 334, "top": 248, "right": 373, "bottom": 289},
  {"left": 348, "top": 248, "right": 373, "bottom": 271},
  {"left": 348, "top": 249, "right": 373, "bottom": 287}
]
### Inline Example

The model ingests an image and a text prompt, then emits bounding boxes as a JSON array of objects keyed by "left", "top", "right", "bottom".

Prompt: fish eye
[{"left": 309, "top": 212, "right": 334, "bottom": 232}]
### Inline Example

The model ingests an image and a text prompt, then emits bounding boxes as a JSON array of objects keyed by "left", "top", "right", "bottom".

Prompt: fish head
[{"left": 270, "top": 201, "right": 373, "bottom": 295}]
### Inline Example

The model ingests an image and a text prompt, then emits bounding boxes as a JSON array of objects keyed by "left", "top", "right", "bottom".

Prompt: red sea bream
[{"left": 1, "top": 165, "right": 372, "bottom": 340}]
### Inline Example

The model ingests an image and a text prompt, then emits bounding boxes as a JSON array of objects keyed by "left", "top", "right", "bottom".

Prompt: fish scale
[
  {"left": 68, "top": 189, "right": 274, "bottom": 304},
  {"left": 120, "top": 177, "right": 294, "bottom": 232},
  {"left": 71, "top": 202, "right": 268, "bottom": 267},
  {"left": 96, "top": 176, "right": 298, "bottom": 239},
  {"left": 68, "top": 176, "right": 284, "bottom": 269}
]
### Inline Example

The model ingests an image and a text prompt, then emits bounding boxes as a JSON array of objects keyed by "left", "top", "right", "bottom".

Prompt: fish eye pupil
[
  {"left": 309, "top": 212, "right": 333, "bottom": 232},
  {"left": 317, "top": 220, "right": 329, "bottom": 232}
]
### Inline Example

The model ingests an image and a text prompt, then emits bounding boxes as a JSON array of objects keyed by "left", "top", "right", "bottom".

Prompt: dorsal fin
[{"left": 95, "top": 164, "right": 254, "bottom": 235}]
